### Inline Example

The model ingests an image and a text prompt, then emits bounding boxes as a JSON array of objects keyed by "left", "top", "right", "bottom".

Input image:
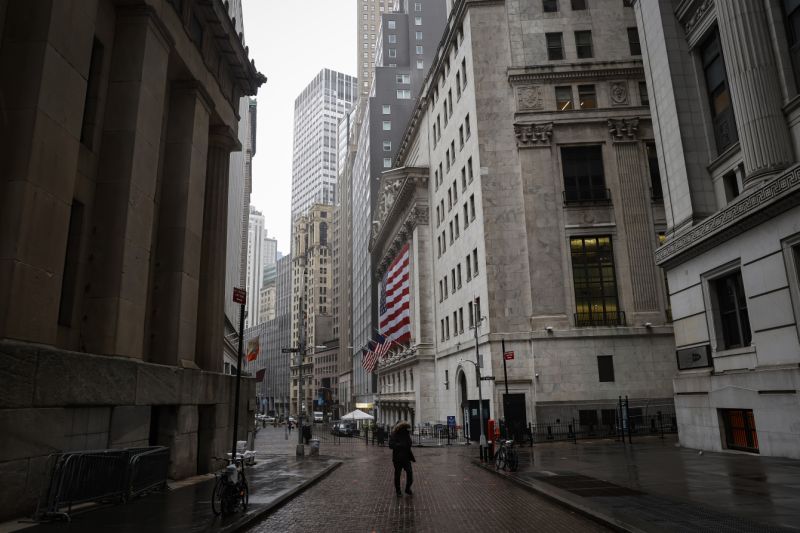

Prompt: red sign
[
  {"left": 232, "top": 287, "right": 247, "bottom": 305},
  {"left": 503, "top": 351, "right": 515, "bottom": 361}
]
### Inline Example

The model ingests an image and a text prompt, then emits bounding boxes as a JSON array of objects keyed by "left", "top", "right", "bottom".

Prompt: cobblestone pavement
[{"left": 248, "top": 427, "right": 609, "bottom": 533}]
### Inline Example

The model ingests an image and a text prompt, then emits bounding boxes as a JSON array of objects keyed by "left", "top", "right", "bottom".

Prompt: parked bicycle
[
  {"left": 494, "top": 439, "right": 519, "bottom": 472},
  {"left": 211, "top": 456, "right": 249, "bottom": 516}
]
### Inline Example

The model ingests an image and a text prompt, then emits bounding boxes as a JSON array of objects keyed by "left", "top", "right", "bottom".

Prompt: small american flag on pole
[{"left": 379, "top": 242, "right": 411, "bottom": 345}]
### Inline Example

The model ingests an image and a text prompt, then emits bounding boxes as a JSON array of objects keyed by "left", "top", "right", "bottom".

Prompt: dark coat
[{"left": 389, "top": 423, "right": 415, "bottom": 463}]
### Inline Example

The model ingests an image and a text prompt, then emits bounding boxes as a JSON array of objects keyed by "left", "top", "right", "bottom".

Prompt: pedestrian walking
[
  {"left": 376, "top": 425, "right": 386, "bottom": 446},
  {"left": 388, "top": 420, "right": 415, "bottom": 496}
]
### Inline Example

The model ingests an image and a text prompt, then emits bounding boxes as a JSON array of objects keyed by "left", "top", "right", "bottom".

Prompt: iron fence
[
  {"left": 297, "top": 421, "right": 472, "bottom": 448},
  {"left": 35, "top": 446, "right": 169, "bottom": 522}
]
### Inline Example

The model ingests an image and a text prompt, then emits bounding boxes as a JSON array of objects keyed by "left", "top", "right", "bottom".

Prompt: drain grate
[{"left": 533, "top": 474, "right": 643, "bottom": 497}]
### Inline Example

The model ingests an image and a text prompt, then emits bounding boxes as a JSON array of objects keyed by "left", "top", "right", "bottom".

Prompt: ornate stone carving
[
  {"left": 608, "top": 118, "right": 639, "bottom": 141},
  {"left": 656, "top": 165, "right": 800, "bottom": 266},
  {"left": 610, "top": 81, "right": 628, "bottom": 106},
  {"left": 516, "top": 85, "right": 543, "bottom": 111},
  {"left": 683, "top": 0, "right": 713, "bottom": 35},
  {"left": 514, "top": 122, "right": 553, "bottom": 148}
]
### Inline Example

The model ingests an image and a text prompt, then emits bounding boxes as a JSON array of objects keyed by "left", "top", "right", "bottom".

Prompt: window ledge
[
  {"left": 707, "top": 141, "right": 742, "bottom": 175},
  {"left": 713, "top": 345, "right": 756, "bottom": 359}
]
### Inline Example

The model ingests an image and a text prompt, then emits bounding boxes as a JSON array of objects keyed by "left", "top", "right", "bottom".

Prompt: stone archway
[{"left": 458, "top": 368, "right": 468, "bottom": 432}]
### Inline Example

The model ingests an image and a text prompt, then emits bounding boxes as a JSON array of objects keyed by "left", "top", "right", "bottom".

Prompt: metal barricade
[{"left": 35, "top": 446, "right": 169, "bottom": 521}]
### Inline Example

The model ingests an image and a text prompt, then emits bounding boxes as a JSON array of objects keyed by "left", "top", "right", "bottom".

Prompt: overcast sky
[{"left": 241, "top": 0, "right": 356, "bottom": 256}]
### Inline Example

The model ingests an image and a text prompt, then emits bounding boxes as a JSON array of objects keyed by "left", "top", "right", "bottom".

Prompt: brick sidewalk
[
  {"left": 481, "top": 436, "right": 800, "bottom": 532},
  {"left": 247, "top": 436, "right": 611, "bottom": 533}
]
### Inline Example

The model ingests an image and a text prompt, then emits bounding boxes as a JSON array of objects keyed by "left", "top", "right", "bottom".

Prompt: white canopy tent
[{"left": 341, "top": 409, "right": 374, "bottom": 421}]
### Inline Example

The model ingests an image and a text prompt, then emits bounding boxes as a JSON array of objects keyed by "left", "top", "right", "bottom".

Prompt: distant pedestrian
[
  {"left": 389, "top": 421, "right": 415, "bottom": 496},
  {"left": 376, "top": 426, "right": 386, "bottom": 446}
]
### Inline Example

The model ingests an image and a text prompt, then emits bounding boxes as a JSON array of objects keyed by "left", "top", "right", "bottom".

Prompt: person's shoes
[
  {"left": 396, "top": 490, "right": 402, "bottom": 497},
  {"left": 405, "top": 489, "right": 413, "bottom": 496}
]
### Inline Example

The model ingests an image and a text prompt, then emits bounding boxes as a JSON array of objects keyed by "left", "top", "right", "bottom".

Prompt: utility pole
[{"left": 473, "top": 299, "right": 487, "bottom": 461}]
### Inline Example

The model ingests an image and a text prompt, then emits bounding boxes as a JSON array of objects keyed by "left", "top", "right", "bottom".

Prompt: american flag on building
[{"left": 379, "top": 242, "right": 411, "bottom": 346}]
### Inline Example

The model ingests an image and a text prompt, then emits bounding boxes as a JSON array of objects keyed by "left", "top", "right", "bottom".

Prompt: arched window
[{"left": 319, "top": 222, "right": 328, "bottom": 246}]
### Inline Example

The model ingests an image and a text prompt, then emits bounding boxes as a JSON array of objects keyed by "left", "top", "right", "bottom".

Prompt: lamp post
[{"left": 464, "top": 299, "right": 487, "bottom": 461}]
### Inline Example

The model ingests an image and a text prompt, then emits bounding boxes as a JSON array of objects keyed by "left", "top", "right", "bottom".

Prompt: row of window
[
  {"left": 440, "top": 297, "right": 482, "bottom": 342},
  {"left": 545, "top": 28, "right": 640, "bottom": 61},
  {"left": 438, "top": 249, "right": 480, "bottom": 303},
  {"left": 542, "top": 0, "right": 634, "bottom": 13}
]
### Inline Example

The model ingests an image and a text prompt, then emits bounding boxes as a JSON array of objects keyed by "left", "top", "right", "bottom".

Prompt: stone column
[
  {"left": 715, "top": 0, "right": 793, "bottom": 188},
  {"left": 0, "top": 1, "right": 96, "bottom": 343},
  {"left": 609, "top": 118, "right": 660, "bottom": 314},
  {"left": 195, "top": 126, "right": 239, "bottom": 372},
  {"left": 83, "top": 5, "right": 172, "bottom": 357},
  {"left": 149, "top": 82, "right": 212, "bottom": 367}
]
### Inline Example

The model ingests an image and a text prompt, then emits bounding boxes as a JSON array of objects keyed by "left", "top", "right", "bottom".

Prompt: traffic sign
[
  {"left": 480, "top": 376, "right": 495, "bottom": 381},
  {"left": 233, "top": 287, "right": 247, "bottom": 305},
  {"left": 281, "top": 348, "right": 300, "bottom": 353},
  {"left": 503, "top": 351, "right": 515, "bottom": 361}
]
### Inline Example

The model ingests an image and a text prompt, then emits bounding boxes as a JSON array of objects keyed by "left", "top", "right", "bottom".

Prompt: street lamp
[{"left": 463, "top": 299, "right": 488, "bottom": 461}]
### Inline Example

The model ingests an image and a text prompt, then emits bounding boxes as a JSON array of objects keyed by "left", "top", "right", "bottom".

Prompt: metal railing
[
  {"left": 36, "top": 446, "right": 169, "bottom": 522},
  {"left": 574, "top": 310, "right": 626, "bottom": 327}
]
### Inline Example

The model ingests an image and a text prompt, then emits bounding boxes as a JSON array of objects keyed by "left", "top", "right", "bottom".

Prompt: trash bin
[{"left": 309, "top": 438, "right": 320, "bottom": 456}]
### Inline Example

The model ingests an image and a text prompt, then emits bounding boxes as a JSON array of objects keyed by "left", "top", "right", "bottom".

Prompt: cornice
[
  {"left": 370, "top": 167, "right": 429, "bottom": 253},
  {"left": 508, "top": 62, "right": 644, "bottom": 84},
  {"left": 656, "top": 164, "right": 800, "bottom": 268}
]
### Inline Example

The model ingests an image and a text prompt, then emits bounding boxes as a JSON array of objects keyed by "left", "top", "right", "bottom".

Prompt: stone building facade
[
  {"left": 0, "top": 0, "right": 264, "bottom": 519},
  {"left": 637, "top": 0, "right": 800, "bottom": 458},
  {"left": 290, "top": 204, "right": 334, "bottom": 416},
  {"left": 384, "top": 0, "right": 676, "bottom": 433}
]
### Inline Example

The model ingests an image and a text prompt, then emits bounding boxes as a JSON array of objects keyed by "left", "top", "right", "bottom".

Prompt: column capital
[
  {"left": 209, "top": 125, "right": 242, "bottom": 152},
  {"left": 171, "top": 80, "right": 215, "bottom": 114},
  {"left": 115, "top": 3, "right": 175, "bottom": 53}
]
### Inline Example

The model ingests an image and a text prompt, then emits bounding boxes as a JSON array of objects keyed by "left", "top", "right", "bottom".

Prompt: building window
[
  {"left": 723, "top": 169, "right": 740, "bottom": 203},
  {"left": 382, "top": 121, "right": 391, "bottom": 131},
  {"left": 417, "top": 60, "right": 424, "bottom": 69},
  {"left": 712, "top": 270, "right": 751, "bottom": 350},
  {"left": 647, "top": 143, "right": 663, "bottom": 201},
  {"left": 388, "top": 19, "right": 396, "bottom": 29},
  {"left": 416, "top": 31, "right": 423, "bottom": 40},
  {"left": 571, "top": 0, "right": 587, "bottom": 9},
  {"left": 555, "top": 86, "right": 573, "bottom": 111},
  {"left": 415, "top": 2, "right": 422, "bottom": 11},
  {"left": 783, "top": 0, "right": 800, "bottom": 85},
  {"left": 459, "top": 126, "right": 465, "bottom": 148},
  {"left": 466, "top": 255, "right": 472, "bottom": 281},
  {"left": 561, "top": 146, "right": 608, "bottom": 203},
  {"left": 575, "top": 30, "right": 593, "bottom": 58},
  {"left": 415, "top": 16, "right": 422, "bottom": 25},
  {"left": 472, "top": 249, "right": 479, "bottom": 275},
  {"left": 702, "top": 30, "right": 738, "bottom": 153},
  {"left": 639, "top": 81, "right": 649, "bottom": 106},
  {"left": 463, "top": 203, "right": 469, "bottom": 228},
  {"left": 80, "top": 39, "right": 104, "bottom": 149},
  {"left": 190, "top": 13, "right": 203, "bottom": 45},
  {"left": 383, "top": 105, "right": 391, "bottom": 114},
  {"left": 571, "top": 236, "right": 622, "bottom": 326},
  {"left": 58, "top": 200, "right": 85, "bottom": 326},
  {"left": 720, "top": 409, "right": 759, "bottom": 453},
  {"left": 383, "top": 158, "right": 392, "bottom": 168},
  {"left": 389, "top": 48, "right": 397, "bottom": 58},
  {"left": 465, "top": 114, "right": 471, "bottom": 138},
  {"left": 546, "top": 32, "right": 564, "bottom": 60},
  {"left": 389, "top": 34, "right": 397, "bottom": 43},
  {"left": 396, "top": 73, "right": 411, "bottom": 84},
  {"left": 627, "top": 27, "right": 641, "bottom": 55},
  {"left": 461, "top": 58, "right": 468, "bottom": 86},
  {"left": 383, "top": 140, "right": 392, "bottom": 151},
  {"left": 578, "top": 84, "right": 596, "bottom": 109},
  {"left": 469, "top": 195, "right": 475, "bottom": 220},
  {"left": 467, "top": 157, "right": 474, "bottom": 182},
  {"left": 597, "top": 355, "right": 615, "bottom": 382},
  {"left": 543, "top": 0, "right": 559, "bottom": 12}
]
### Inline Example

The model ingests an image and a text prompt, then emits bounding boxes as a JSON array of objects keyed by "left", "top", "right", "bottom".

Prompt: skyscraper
[
  {"left": 357, "top": 0, "right": 397, "bottom": 98},
  {"left": 290, "top": 69, "right": 357, "bottom": 219},
  {"left": 245, "top": 206, "right": 277, "bottom": 329}
]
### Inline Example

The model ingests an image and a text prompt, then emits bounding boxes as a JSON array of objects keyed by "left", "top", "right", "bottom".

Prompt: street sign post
[
  {"left": 480, "top": 376, "right": 495, "bottom": 381},
  {"left": 281, "top": 348, "right": 300, "bottom": 353},
  {"left": 230, "top": 287, "right": 247, "bottom": 466}
]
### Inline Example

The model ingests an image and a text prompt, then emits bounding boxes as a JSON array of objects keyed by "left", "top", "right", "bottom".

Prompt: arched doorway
[{"left": 458, "top": 369, "right": 468, "bottom": 438}]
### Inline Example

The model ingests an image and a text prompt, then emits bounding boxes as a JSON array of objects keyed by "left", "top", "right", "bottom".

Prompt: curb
[
  {"left": 472, "top": 461, "right": 648, "bottom": 533},
  {"left": 226, "top": 460, "right": 342, "bottom": 533}
]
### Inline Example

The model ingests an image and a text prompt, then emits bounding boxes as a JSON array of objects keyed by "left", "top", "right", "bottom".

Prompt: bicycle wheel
[
  {"left": 211, "top": 477, "right": 224, "bottom": 516},
  {"left": 494, "top": 448, "right": 505, "bottom": 470},
  {"left": 240, "top": 480, "right": 249, "bottom": 510},
  {"left": 507, "top": 449, "right": 519, "bottom": 472}
]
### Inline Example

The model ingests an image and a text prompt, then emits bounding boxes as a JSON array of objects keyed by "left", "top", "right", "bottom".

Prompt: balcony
[
  {"left": 563, "top": 188, "right": 612, "bottom": 207},
  {"left": 574, "top": 311, "right": 626, "bottom": 327}
]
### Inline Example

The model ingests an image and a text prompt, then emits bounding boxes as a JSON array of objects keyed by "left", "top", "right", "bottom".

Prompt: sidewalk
[
  {"left": 479, "top": 436, "right": 800, "bottom": 532},
  {"left": 1, "top": 455, "right": 340, "bottom": 533}
]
